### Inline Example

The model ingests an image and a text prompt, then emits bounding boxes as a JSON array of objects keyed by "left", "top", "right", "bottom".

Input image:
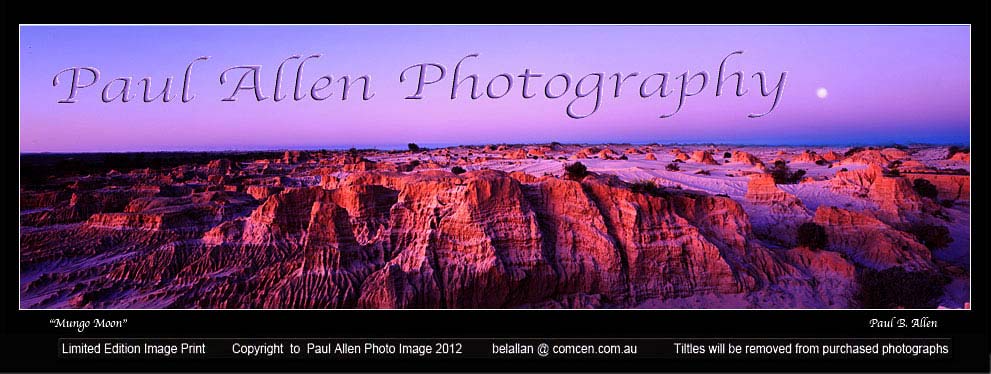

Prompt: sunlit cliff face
[{"left": 19, "top": 144, "right": 970, "bottom": 309}]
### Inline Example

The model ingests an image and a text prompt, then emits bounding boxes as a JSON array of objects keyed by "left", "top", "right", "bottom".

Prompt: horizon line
[{"left": 18, "top": 141, "right": 972, "bottom": 155}]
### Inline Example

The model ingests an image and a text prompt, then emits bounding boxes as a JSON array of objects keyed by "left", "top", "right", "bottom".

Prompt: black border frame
[{"left": 5, "top": 1, "right": 987, "bottom": 371}]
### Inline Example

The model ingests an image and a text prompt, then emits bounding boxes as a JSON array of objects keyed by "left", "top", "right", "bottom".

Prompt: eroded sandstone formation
[
  {"left": 688, "top": 151, "right": 717, "bottom": 165},
  {"left": 19, "top": 145, "right": 968, "bottom": 309},
  {"left": 792, "top": 150, "right": 825, "bottom": 164},
  {"left": 729, "top": 151, "right": 764, "bottom": 168}
]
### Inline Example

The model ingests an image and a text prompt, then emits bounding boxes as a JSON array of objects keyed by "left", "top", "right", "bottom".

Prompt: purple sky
[{"left": 20, "top": 25, "right": 970, "bottom": 152}]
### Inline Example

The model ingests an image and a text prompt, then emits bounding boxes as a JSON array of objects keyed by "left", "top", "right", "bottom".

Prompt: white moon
[{"left": 816, "top": 87, "right": 828, "bottom": 99}]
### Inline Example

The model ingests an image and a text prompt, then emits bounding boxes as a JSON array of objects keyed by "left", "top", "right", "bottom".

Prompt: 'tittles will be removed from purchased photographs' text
[{"left": 57, "top": 339, "right": 952, "bottom": 360}]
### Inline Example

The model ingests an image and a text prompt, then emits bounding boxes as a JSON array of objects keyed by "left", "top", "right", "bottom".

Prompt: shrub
[
  {"left": 629, "top": 180, "right": 666, "bottom": 197},
  {"left": 695, "top": 169, "right": 710, "bottom": 175},
  {"left": 564, "top": 162, "right": 589, "bottom": 181},
  {"left": 665, "top": 163, "right": 680, "bottom": 172},
  {"left": 883, "top": 168, "right": 901, "bottom": 177},
  {"left": 912, "top": 179, "right": 939, "bottom": 199},
  {"left": 840, "top": 168, "right": 848, "bottom": 172},
  {"left": 792, "top": 169, "right": 807, "bottom": 182},
  {"left": 815, "top": 159, "right": 828, "bottom": 166},
  {"left": 618, "top": 154, "right": 628, "bottom": 160},
  {"left": 672, "top": 159, "right": 684, "bottom": 163},
  {"left": 856, "top": 267, "right": 947, "bottom": 308},
  {"left": 940, "top": 199, "right": 956, "bottom": 208},
  {"left": 946, "top": 145, "right": 969, "bottom": 158},
  {"left": 767, "top": 161, "right": 805, "bottom": 184},
  {"left": 407, "top": 143, "right": 421, "bottom": 152},
  {"left": 451, "top": 166, "right": 467, "bottom": 175},
  {"left": 908, "top": 224, "right": 953, "bottom": 250},
  {"left": 723, "top": 152, "right": 732, "bottom": 158},
  {"left": 797, "top": 222, "right": 827, "bottom": 250},
  {"left": 844, "top": 146, "right": 866, "bottom": 157},
  {"left": 884, "top": 143, "right": 908, "bottom": 150}
]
